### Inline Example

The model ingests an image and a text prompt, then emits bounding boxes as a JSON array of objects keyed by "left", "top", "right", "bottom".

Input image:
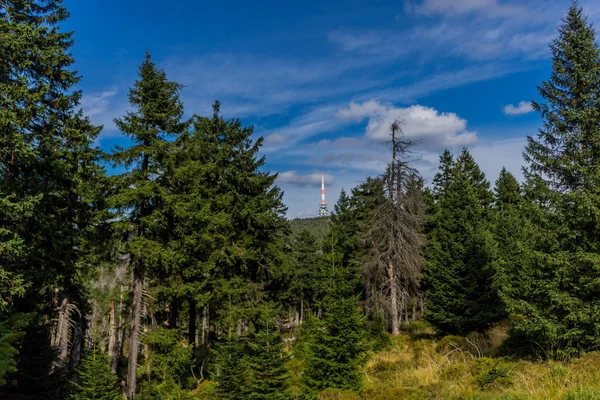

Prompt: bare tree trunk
[
  {"left": 108, "top": 300, "right": 117, "bottom": 370},
  {"left": 50, "top": 288, "right": 60, "bottom": 348},
  {"left": 388, "top": 263, "right": 400, "bottom": 335},
  {"left": 72, "top": 323, "right": 83, "bottom": 368},
  {"left": 300, "top": 300, "right": 304, "bottom": 325},
  {"left": 201, "top": 306, "right": 208, "bottom": 345},
  {"left": 56, "top": 298, "right": 70, "bottom": 368},
  {"left": 412, "top": 303, "right": 417, "bottom": 322},
  {"left": 189, "top": 300, "right": 197, "bottom": 348},
  {"left": 126, "top": 266, "right": 144, "bottom": 399},
  {"left": 113, "top": 286, "right": 125, "bottom": 372}
]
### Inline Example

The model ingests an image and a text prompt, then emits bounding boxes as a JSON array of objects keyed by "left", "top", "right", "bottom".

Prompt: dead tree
[{"left": 362, "top": 120, "right": 425, "bottom": 335}]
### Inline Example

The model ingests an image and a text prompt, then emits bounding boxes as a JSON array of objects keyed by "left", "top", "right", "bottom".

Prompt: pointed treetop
[{"left": 494, "top": 168, "right": 521, "bottom": 207}]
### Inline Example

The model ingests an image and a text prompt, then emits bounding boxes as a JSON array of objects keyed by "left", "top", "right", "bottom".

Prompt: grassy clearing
[
  {"left": 327, "top": 323, "right": 600, "bottom": 400},
  {"left": 194, "top": 322, "right": 600, "bottom": 399}
]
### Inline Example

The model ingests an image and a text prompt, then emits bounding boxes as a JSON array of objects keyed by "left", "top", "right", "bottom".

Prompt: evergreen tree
[
  {"left": 188, "top": 103, "right": 287, "bottom": 341},
  {"left": 282, "top": 229, "right": 319, "bottom": 324},
  {"left": 109, "top": 52, "right": 187, "bottom": 398},
  {"left": 423, "top": 149, "right": 503, "bottom": 335},
  {"left": 0, "top": 0, "right": 103, "bottom": 395},
  {"left": 301, "top": 290, "right": 367, "bottom": 396},
  {"left": 245, "top": 307, "right": 289, "bottom": 400},
  {"left": 492, "top": 169, "right": 529, "bottom": 324},
  {"left": 509, "top": 1, "right": 600, "bottom": 356},
  {"left": 212, "top": 335, "right": 247, "bottom": 400},
  {"left": 301, "top": 241, "right": 367, "bottom": 397},
  {"left": 70, "top": 352, "right": 122, "bottom": 400}
]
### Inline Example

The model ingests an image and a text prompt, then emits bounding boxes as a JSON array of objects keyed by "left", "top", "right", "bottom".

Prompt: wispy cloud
[
  {"left": 80, "top": 88, "right": 129, "bottom": 138},
  {"left": 406, "top": 0, "right": 524, "bottom": 18},
  {"left": 503, "top": 101, "right": 534, "bottom": 116}
]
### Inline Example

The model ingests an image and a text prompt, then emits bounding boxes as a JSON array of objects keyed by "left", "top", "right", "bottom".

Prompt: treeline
[{"left": 2, "top": 1, "right": 600, "bottom": 399}]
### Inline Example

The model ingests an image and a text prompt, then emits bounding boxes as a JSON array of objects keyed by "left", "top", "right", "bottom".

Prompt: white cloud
[
  {"left": 276, "top": 171, "right": 334, "bottom": 188},
  {"left": 503, "top": 101, "right": 534, "bottom": 116},
  {"left": 337, "top": 101, "right": 477, "bottom": 150}
]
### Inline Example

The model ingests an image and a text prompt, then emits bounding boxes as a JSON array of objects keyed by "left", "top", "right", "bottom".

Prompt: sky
[{"left": 63, "top": 0, "right": 600, "bottom": 218}]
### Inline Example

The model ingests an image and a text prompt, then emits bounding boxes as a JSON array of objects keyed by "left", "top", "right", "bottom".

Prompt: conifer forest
[{"left": 6, "top": 1, "right": 600, "bottom": 399}]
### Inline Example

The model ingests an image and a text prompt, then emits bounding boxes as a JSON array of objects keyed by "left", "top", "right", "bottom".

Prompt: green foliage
[
  {"left": 212, "top": 336, "right": 248, "bottom": 399},
  {"left": 0, "top": 1, "right": 103, "bottom": 395},
  {"left": 70, "top": 352, "right": 122, "bottom": 400},
  {"left": 0, "top": 313, "right": 31, "bottom": 385},
  {"left": 245, "top": 307, "right": 290, "bottom": 400},
  {"left": 289, "top": 217, "right": 330, "bottom": 242},
  {"left": 301, "top": 289, "right": 367, "bottom": 395},
  {"left": 367, "top": 311, "right": 391, "bottom": 351},
  {"left": 143, "top": 328, "right": 193, "bottom": 385},
  {"left": 278, "top": 229, "right": 320, "bottom": 316},
  {"left": 137, "top": 380, "right": 196, "bottom": 400},
  {"left": 508, "top": 2, "right": 600, "bottom": 356},
  {"left": 423, "top": 149, "right": 504, "bottom": 335}
]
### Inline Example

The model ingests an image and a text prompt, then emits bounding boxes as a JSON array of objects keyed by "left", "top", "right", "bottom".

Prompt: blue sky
[{"left": 63, "top": 0, "right": 600, "bottom": 218}]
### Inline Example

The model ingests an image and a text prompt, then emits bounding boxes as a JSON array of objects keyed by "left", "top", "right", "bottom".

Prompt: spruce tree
[
  {"left": 509, "top": 1, "right": 600, "bottom": 355},
  {"left": 492, "top": 169, "right": 529, "bottom": 323},
  {"left": 212, "top": 334, "right": 247, "bottom": 400},
  {"left": 301, "top": 290, "right": 367, "bottom": 396},
  {"left": 0, "top": 0, "right": 102, "bottom": 394},
  {"left": 188, "top": 103, "right": 287, "bottom": 341},
  {"left": 70, "top": 352, "right": 122, "bottom": 400},
  {"left": 109, "top": 52, "right": 186, "bottom": 398},
  {"left": 423, "top": 149, "right": 503, "bottom": 335},
  {"left": 245, "top": 307, "right": 289, "bottom": 400},
  {"left": 301, "top": 240, "right": 367, "bottom": 396},
  {"left": 284, "top": 229, "right": 319, "bottom": 324}
]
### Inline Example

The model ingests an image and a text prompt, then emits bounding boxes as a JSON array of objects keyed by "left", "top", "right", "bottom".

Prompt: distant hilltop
[{"left": 289, "top": 216, "right": 330, "bottom": 242}]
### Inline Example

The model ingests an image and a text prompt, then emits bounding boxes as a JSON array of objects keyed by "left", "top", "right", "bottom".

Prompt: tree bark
[
  {"left": 388, "top": 262, "right": 400, "bottom": 335},
  {"left": 126, "top": 265, "right": 144, "bottom": 399},
  {"left": 56, "top": 297, "right": 70, "bottom": 368},
  {"left": 72, "top": 323, "right": 83, "bottom": 368},
  {"left": 108, "top": 300, "right": 117, "bottom": 371},
  {"left": 201, "top": 306, "right": 208, "bottom": 345},
  {"left": 189, "top": 300, "right": 197, "bottom": 348},
  {"left": 300, "top": 300, "right": 304, "bottom": 325}
]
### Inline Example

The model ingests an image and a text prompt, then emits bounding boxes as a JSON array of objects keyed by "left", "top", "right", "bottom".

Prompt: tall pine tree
[
  {"left": 109, "top": 52, "right": 187, "bottom": 398},
  {"left": 423, "top": 149, "right": 503, "bottom": 335},
  {"left": 0, "top": 0, "right": 102, "bottom": 395},
  {"left": 509, "top": 1, "right": 600, "bottom": 356}
]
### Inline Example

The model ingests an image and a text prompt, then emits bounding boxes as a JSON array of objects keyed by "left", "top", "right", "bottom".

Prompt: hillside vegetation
[{"left": 290, "top": 216, "right": 331, "bottom": 242}]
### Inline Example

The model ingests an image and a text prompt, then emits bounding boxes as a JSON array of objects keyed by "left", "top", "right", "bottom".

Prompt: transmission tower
[{"left": 319, "top": 172, "right": 328, "bottom": 216}]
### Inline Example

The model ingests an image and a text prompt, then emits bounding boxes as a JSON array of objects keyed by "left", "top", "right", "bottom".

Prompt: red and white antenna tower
[{"left": 319, "top": 172, "right": 328, "bottom": 216}]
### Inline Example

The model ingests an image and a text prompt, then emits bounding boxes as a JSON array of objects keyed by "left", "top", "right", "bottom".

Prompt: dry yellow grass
[
  {"left": 194, "top": 324, "right": 600, "bottom": 399},
  {"left": 335, "top": 325, "right": 600, "bottom": 400}
]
